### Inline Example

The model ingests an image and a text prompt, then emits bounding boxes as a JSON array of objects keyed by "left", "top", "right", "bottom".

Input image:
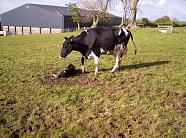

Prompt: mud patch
[
  {"left": 39, "top": 72, "right": 124, "bottom": 106},
  {"left": 40, "top": 73, "right": 96, "bottom": 86},
  {"left": 0, "top": 118, "right": 7, "bottom": 125},
  {"left": 6, "top": 99, "right": 17, "bottom": 106}
]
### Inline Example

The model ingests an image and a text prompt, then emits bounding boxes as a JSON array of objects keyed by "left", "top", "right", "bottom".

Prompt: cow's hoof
[
  {"left": 93, "top": 74, "right": 98, "bottom": 81},
  {"left": 82, "top": 70, "right": 85, "bottom": 74},
  {"left": 111, "top": 68, "right": 119, "bottom": 73},
  {"left": 111, "top": 70, "right": 116, "bottom": 73},
  {"left": 52, "top": 74, "right": 58, "bottom": 78},
  {"left": 94, "top": 72, "right": 98, "bottom": 76}
]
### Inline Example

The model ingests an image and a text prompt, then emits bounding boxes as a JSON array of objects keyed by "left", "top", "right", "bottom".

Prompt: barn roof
[
  {"left": 31, "top": 4, "right": 119, "bottom": 18},
  {"left": 0, "top": 3, "right": 121, "bottom": 29}
]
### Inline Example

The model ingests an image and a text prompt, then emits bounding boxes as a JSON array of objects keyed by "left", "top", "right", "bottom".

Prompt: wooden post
[
  {"left": 15, "top": 26, "right": 16, "bottom": 35},
  {"left": 8, "top": 26, "right": 9, "bottom": 32},
  {"left": 22, "top": 26, "right": 23, "bottom": 35},
  {"left": 40, "top": 28, "right": 41, "bottom": 34},
  {"left": 30, "top": 27, "right": 32, "bottom": 34},
  {"left": 3, "top": 31, "right": 6, "bottom": 36},
  {"left": 0, "top": 22, "right": 2, "bottom": 31},
  {"left": 50, "top": 28, "right": 51, "bottom": 34}
]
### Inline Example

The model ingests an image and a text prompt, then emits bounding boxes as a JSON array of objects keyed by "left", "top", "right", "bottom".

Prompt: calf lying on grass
[
  {"left": 60, "top": 27, "right": 137, "bottom": 74},
  {"left": 53, "top": 64, "right": 81, "bottom": 78}
]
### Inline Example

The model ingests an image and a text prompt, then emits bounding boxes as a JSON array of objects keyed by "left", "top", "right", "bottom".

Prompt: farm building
[{"left": 0, "top": 3, "right": 121, "bottom": 35}]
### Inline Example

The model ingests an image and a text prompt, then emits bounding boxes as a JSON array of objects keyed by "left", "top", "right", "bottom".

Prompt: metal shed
[{"left": 0, "top": 3, "right": 121, "bottom": 35}]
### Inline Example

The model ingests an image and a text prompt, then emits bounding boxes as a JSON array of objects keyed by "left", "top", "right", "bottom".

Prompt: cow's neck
[{"left": 72, "top": 43, "right": 88, "bottom": 56}]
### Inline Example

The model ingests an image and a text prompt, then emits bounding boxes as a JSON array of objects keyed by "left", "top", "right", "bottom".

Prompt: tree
[
  {"left": 163, "top": 15, "right": 171, "bottom": 23},
  {"left": 141, "top": 17, "right": 149, "bottom": 25},
  {"left": 66, "top": 2, "right": 82, "bottom": 30},
  {"left": 172, "top": 18, "right": 178, "bottom": 23},
  {"left": 155, "top": 15, "right": 172, "bottom": 25},
  {"left": 172, "top": 18, "right": 179, "bottom": 26},
  {"left": 127, "top": 0, "right": 140, "bottom": 29},
  {"left": 77, "top": 0, "right": 111, "bottom": 28},
  {"left": 120, "top": 0, "right": 130, "bottom": 26}
]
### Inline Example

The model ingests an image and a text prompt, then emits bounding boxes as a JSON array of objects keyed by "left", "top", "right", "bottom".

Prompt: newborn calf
[{"left": 53, "top": 64, "right": 80, "bottom": 78}]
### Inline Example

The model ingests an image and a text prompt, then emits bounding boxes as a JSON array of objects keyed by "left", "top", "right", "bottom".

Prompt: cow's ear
[
  {"left": 63, "top": 37, "right": 68, "bottom": 43},
  {"left": 70, "top": 35, "right": 74, "bottom": 42}
]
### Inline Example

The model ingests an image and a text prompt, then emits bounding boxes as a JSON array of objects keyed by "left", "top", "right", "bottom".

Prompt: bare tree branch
[
  {"left": 120, "top": 0, "right": 131, "bottom": 26},
  {"left": 77, "top": 0, "right": 111, "bottom": 27},
  {"left": 127, "top": 0, "right": 140, "bottom": 29}
]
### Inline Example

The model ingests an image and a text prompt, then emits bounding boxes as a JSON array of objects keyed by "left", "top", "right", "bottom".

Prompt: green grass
[{"left": 0, "top": 28, "right": 186, "bottom": 137}]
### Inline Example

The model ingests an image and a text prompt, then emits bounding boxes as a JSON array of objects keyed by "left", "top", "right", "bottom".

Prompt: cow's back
[{"left": 87, "top": 27, "right": 118, "bottom": 51}]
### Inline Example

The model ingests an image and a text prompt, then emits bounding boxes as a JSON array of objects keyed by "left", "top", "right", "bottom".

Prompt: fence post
[
  {"left": 50, "top": 28, "right": 51, "bottom": 34},
  {"left": 15, "top": 26, "right": 16, "bottom": 35},
  {"left": 22, "top": 26, "right": 23, "bottom": 35},
  {"left": 8, "top": 26, "right": 9, "bottom": 32},
  {"left": 40, "top": 28, "right": 41, "bottom": 34},
  {"left": 30, "top": 27, "right": 32, "bottom": 34}
]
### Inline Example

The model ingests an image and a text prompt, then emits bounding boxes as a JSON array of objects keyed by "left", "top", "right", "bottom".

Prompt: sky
[{"left": 0, "top": 0, "right": 186, "bottom": 21}]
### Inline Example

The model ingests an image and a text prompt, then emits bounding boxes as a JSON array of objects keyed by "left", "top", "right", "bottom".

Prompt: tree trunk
[
  {"left": 91, "top": 14, "right": 99, "bottom": 28},
  {"left": 120, "top": 8, "right": 128, "bottom": 27},
  {"left": 127, "top": 0, "right": 139, "bottom": 29},
  {"left": 120, "top": 0, "right": 126, "bottom": 27}
]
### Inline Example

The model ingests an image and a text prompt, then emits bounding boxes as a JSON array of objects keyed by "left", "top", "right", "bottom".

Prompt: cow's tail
[{"left": 130, "top": 33, "right": 137, "bottom": 55}]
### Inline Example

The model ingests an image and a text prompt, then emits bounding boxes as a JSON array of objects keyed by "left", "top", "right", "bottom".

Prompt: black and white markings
[
  {"left": 60, "top": 27, "right": 136, "bottom": 75},
  {"left": 118, "top": 27, "right": 128, "bottom": 36}
]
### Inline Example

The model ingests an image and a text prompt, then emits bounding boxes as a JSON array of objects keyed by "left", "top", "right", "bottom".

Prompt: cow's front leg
[
  {"left": 94, "top": 55, "right": 99, "bottom": 74},
  {"left": 89, "top": 52, "right": 99, "bottom": 74},
  {"left": 81, "top": 56, "right": 85, "bottom": 73},
  {"left": 111, "top": 52, "right": 121, "bottom": 72}
]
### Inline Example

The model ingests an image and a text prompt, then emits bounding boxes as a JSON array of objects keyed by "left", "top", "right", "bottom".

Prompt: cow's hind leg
[
  {"left": 111, "top": 52, "right": 121, "bottom": 72},
  {"left": 94, "top": 55, "right": 99, "bottom": 74},
  {"left": 81, "top": 56, "right": 85, "bottom": 73},
  {"left": 90, "top": 52, "right": 99, "bottom": 74}
]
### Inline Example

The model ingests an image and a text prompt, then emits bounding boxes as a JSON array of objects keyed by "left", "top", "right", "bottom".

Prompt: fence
[
  {"left": 2, "top": 26, "right": 77, "bottom": 35},
  {"left": 0, "top": 31, "right": 6, "bottom": 36},
  {"left": 158, "top": 25, "right": 173, "bottom": 33}
]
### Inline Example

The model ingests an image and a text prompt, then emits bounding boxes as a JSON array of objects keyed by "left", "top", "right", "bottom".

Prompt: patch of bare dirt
[
  {"left": 39, "top": 73, "right": 121, "bottom": 95},
  {"left": 40, "top": 73, "right": 96, "bottom": 86}
]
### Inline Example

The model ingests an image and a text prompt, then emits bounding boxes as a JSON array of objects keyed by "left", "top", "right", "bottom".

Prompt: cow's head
[{"left": 60, "top": 36, "right": 74, "bottom": 58}]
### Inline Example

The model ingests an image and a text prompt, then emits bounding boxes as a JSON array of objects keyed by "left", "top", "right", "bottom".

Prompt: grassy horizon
[{"left": 0, "top": 28, "right": 186, "bottom": 137}]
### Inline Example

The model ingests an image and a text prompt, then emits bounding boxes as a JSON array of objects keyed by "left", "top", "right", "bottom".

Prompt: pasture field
[{"left": 0, "top": 28, "right": 186, "bottom": 137}]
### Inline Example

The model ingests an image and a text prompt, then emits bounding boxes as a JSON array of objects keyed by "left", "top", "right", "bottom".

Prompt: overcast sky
[{"left": 0, "top": 0, "right": 186, "bottom": 21}]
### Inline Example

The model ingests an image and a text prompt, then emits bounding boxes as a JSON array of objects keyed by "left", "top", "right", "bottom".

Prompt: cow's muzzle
[{"left": 59, "top": 56, "right": 64, "bottom": 59}]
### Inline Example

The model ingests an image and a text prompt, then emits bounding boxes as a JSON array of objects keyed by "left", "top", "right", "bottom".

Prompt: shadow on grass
[
  {"left": 101, "top": 60, "right": 171, "bottom": 71},
  {"left": 121, "top": 60, "right": 171, "bottom": 70}
]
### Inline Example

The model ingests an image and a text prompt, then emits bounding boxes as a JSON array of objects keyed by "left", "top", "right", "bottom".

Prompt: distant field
[{"left": 0, "top": 28, "right": 186, "bottom": 137}]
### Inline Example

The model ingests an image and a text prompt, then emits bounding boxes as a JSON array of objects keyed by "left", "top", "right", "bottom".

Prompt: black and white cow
[{"left": 60, "top": 27, "right": 137, "bottom": 74}]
